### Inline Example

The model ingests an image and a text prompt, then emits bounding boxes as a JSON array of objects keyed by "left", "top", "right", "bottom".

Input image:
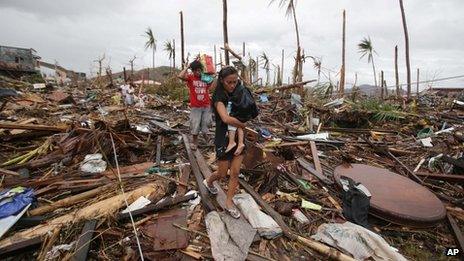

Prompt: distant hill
[{"left": 94, "top": 66, "right": 179, "bottom": 83}]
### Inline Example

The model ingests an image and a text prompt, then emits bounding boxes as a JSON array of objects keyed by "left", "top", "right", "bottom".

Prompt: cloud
[{"left": 1, "top": 0, "right": 463, "bottom": 87}]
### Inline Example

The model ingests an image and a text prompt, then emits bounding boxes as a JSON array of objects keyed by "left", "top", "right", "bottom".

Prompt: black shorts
[{"left": 216, "top": 144, "right": 247, "bottom": 161}]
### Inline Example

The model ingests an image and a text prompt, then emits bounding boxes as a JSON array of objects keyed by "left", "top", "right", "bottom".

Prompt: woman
[{"left": 203, "top": 66, "right": 249, "bottom": 219}]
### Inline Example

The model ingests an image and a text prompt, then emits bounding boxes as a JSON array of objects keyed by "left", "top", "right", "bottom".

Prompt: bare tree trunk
[
  {"left": 291, "top": 2, "right": 302, "bottom": 84},
  {"left": 281, "top": 49, "right": 284, "bottom": 83},
  {"left": 416, "top": 68, "right": 420, "bottom": 96},
  {"left": 242, "top": 42, "right": 245, "bottom": 57},
  {"left": 399, "top": 0, "right": 411, "bottom": 99},
  {"left": 371, "top": 55, "right": 378, "bottom": 87},
  {"left": 340, "top": 10, "right": 346, "bottom": 96},
  {"left": 173, "top": 39, "right": 176, "bottom": 69},
  {"left": 152, "top": 47, "right": 155, "bottom": 70},
  {"left": 222, "top": 0, "right": 230, "bottom": 65},
  {"left": 256, "top": 56, "right": 259, "bottom": 83},
  {"left": 180, "top": 11, "right": 185, "bottom": 68},
  {"left": 220, "top": 52, "right": 223, "bottom": 67},
  {"left": 395, "top": 45, "right": 399, "bottom": 97},
  {"left": 380, "top": 70, "right": 384, "bottom": 99}
]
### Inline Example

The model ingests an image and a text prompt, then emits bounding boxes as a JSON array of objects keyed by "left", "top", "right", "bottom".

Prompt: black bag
[
  {"left": 340, "top": 176, "right": 371, "bottom": 229},
  {"left": 231, "top": 85, "right": 259, "bottom": 122}
]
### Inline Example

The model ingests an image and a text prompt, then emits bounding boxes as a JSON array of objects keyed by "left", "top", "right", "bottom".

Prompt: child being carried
[{"left": 224, "top": 84, "right": 258, "bottom": 156}]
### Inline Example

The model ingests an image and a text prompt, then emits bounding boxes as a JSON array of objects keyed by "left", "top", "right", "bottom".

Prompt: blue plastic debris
[{"left": 0, "top": 187, "right": 35, "bottom": 219}]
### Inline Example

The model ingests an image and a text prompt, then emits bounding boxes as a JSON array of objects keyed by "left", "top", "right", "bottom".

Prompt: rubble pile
[{"left": 0, "top": 78, "right": 463, "bottom": 260}]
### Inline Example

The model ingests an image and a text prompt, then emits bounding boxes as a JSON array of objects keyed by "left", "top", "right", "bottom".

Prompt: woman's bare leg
[
  {"left": 226, "top": 154, "right": 244, "bottom": 208},
  {"left": 234, "top": 128, "right": 245, "bottom": 156},
  {"left": 207, "top": 160, "right": 229, "bottom": 186}
]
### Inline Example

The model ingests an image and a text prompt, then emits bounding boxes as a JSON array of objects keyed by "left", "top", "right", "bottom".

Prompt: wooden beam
[
  {"left": 415, "top": 172, "right": 464, "bottom": 184},
  {"left": 0, "top": 168, "right": 20, "bottom": 176},
  {"left": 0, "top": 123, "right": 67, "bottom": 132},
  {"left": 177, "top": 164, "right": 191, "bottom": 195},
  {"left": 28, "top": 184, "right": 112, "bottom": 216},
  {"left": 117, "top": 193, "right": 197, "bottom": 220},
  {"left": 181, "top": 134, "right": 215, "bottom": 212},
  {"left": 72, "top": 219, "right": 97, "bottom": 261},
  {"left": 0, "top": 236, "right": 42, "bottom": 256},
  {"left": 309, "top": 141, "right": 323, "bottom": 174},
  {"left": 448, "top": 213, "right": 464, "bottom": 252},
  {"left": 155, "top": 135, "right": 162, "bottom": 166},
  {"left": 297, "top": 158, "right": 333, "bottom": 185}
]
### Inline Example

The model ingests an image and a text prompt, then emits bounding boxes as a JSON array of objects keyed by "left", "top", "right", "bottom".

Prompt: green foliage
[
  {"left": 358, "top": 37, "right": 375, "bottom": 63},
  {"left": 144, "top": 27, "right": 156, "bottom": 51},
  {"left": 346, "top": 99, "right": 413, "bottom": 122},
  {"left": 21, "top": 72, "right": 45, "bottom": 84},
  {"left": 146, "top": 76, "right": 188, "bottom": 102}
]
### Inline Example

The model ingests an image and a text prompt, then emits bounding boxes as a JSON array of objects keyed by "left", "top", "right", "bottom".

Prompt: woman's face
[{"left": 222, "top": 74, "right": 239, "bottom": 93}]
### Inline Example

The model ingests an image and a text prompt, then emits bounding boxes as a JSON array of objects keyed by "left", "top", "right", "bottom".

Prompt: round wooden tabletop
[{"left": 334, "top": 164, "right": 446, "bottom": 227}]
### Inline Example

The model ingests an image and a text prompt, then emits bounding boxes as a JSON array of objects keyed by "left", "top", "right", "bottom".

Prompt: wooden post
[
  {"left": 123, "top": 67, "right": 127, "bottom": 83},
  {"left": 395, "top": 45, "right": 400, "bottom": 97},
  {"left": 180, "top": 11, "right": 185, "bottom": 68},
  {"left": 173, "top": 39, "right": 176, "bottom": 69},
  {"left": 222, "top": 0, "right": 230, "bottom": 65},
  {"left": 340, "top": 10, "right": 346, "bottom": 96}
]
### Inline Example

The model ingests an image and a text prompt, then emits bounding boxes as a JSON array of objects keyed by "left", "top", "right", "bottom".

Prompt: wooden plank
[
  {"left": 29, "top": 184, "right": 112, "bottom": 216},
  {"left": 447, "top": 213, "right": 464, "bottom": 252},
  {"left": 297, "top": 158, "right": 333, "bottom": 185},
  {"left": 415, "top": 172, "right": 464, "bottom": 184},
  {"left": 150, "top": 120, "right": 179, "bottom": 133},
  {"left": 0, "top": 236, "right": 42, "bottom": 256},
  {"left": 181, "top": 134, "right": 215, "bottom": 212},
  {"left": 0, "top": 167, "right": 20, "bottom": 176},
  {"left": 117, "top": 193, "right": 197, "bottom": 220},
  {"left": 177, "top": 164, "right": 191, "bottom": 195},
  {"left": 0, "top": 123, "right": 67, "bottom": 132},
  {"left": 155, "top": 135, "right": 162, "bottom": 166},
  {"left": 309, "top": 141, "right": 323, "bottom": 174},
  {"left": 73, "top": 219, "right": 97, "bottom": 261}
]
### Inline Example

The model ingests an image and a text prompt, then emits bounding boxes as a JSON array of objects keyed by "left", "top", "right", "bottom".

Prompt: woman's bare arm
[{"left": 215, "top": 102, "right": 246, "bottom": 129}]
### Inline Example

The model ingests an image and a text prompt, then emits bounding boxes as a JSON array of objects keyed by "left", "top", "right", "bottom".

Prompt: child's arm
[{"left": 215, "top": 102, "right": 246, "bottom": 129}]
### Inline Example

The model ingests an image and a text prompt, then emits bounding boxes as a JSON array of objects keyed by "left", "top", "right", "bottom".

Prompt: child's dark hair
[{"left": 189, "top": 60, "right": 203, "bottom": 71}]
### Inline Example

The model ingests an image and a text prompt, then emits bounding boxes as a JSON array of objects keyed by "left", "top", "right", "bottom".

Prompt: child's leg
[
  {"left": 225, "top": 125, "right": 237, "bottom": 153},
  {"left": 234, "top": 127, "right": 245, "bottom": 155}
]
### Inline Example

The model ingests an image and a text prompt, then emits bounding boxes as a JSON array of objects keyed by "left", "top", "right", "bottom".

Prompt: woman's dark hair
[
  {"left": 218, "top": 66, "right": 238, "bottom": 81},
  {"left": 189, "top": 60, "right": 203, "bottom": 71}
]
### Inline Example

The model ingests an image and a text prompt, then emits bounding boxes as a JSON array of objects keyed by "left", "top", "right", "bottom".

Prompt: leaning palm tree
[
  {"left": 358, "top": 37, "right": 378, "bottom": 87},
  {"left": 164, "top": 40, "right": 174, "bottom": 70},
  {"left": 270, "top": 0, "right": 302, "bottom": 83},
  {"left": 309, "top": 56, "right": 322, "bottom": 84},
  {"left": 260, "top": 52, "right": 270, "bottom": 86},
  {"left": 144, "top": 27, "right": 157, "bottom": 78}
]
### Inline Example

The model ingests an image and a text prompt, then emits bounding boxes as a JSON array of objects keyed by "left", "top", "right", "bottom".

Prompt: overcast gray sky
[{"left": 1, "top": 0, "right": 463, "bottom": 88}]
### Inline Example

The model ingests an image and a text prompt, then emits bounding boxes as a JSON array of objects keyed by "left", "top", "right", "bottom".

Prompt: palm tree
[
  {"left": 399, "top": 0, "right": 411, "bottom": 99},
  {"left": 144, "top": 27, "right": 156, "bottom": 78},
  {"left": 260, "top": 52, "right": 270, "bottom": 86},
  {"left": 164, "top": 40, "right": 174, "bottom": 70},
  {"left": 270, "top": 0, "right": 301, "bottom": 83},
  {"left": 358, "top": 37, "right": 378, "bottom": 87}
]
